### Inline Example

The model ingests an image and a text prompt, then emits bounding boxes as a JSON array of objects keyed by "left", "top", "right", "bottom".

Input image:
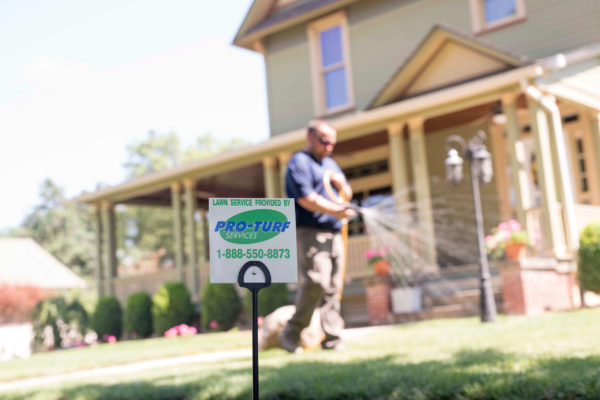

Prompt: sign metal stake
[{"left": 238, "top": 260, "right": 271, "bottom": 400}]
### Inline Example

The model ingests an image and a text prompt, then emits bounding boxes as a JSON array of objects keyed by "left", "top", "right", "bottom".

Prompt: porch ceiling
[{"left": 118, "top": 162, "right": 266, "bottom": 208}]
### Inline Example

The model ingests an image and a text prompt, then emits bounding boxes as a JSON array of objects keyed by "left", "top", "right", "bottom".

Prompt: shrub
[
  {"left": 32, "top": 296, "right": 89, "bottom": 352},
  {"left": 152, "top": 282, "right": 194, "bottom": 336},
  {"left": 243, "top": 283, "right": 290, "bottom": 318},
  {"left": 578, "top": 222, "right": 600, "bottom": 293},
  {"left": 0, "top": 286, "right": 46, "bottom": 324},
  {"left": 91, "top": 296, "right": 122, "bottom": 340},
  {"left": 201, "top": 281, "right": 241, "bottom": 331},
  {"left": 124, "top": 291, "right": 153, "bottom": 338}
]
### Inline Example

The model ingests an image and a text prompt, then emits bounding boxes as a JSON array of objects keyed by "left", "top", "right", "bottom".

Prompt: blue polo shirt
[{"left": 285, "top": 151, "right": 345, "bottom": 231}]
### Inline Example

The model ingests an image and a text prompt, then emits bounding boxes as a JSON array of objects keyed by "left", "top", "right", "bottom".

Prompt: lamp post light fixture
[{"left": 445, "top": 130, "right": 498, "bottom": 323}]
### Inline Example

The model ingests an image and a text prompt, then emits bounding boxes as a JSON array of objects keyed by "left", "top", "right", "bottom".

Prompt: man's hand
[
  {"left": 298, "top": 193, "right": 356, "bottom": 220},
  {"left": 333, "top": 206, "right": 357, "bottom": 220}
]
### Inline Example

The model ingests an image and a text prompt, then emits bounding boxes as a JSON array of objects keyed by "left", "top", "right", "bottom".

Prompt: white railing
[{"left": 574, "top": 204, "right": 600, "bottom": 232}]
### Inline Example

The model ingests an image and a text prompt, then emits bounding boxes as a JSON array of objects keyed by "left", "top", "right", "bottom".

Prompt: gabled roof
[
  {"left": 233, "top": 0, "right": 358, "bottom": 51},
  {"left": 369, "top": 25, "right": 531, "bottom": 109},
  {"left": 0, "top": 238, "right": 87, "bottom": 289}
]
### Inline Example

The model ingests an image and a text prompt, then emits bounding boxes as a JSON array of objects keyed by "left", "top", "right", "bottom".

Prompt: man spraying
[{"left": 280, "top": 119, "right": 356, "bottom": 353}]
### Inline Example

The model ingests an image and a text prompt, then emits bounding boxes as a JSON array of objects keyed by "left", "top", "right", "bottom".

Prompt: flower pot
[
  {"left": 505, "top": 242, "right": 526, "bottom": 260},
  {"left": 373, "top": 259, "right": 391, "bottom": 276},
  {"left": 391, "top": 286, "right": 422, "bottom": 314}
]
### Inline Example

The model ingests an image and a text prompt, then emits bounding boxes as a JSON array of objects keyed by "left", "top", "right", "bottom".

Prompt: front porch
[{"left": 78, "top": 37, "right": 600, "bottom": 326}]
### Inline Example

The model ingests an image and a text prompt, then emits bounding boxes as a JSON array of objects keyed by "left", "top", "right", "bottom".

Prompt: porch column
[
  {"left": 588, "top": 110, "right": 600, "bottom": 203},
  {"left": 200, "top": 209, "right": 210, "bottom": 263},
  {"left": 387, "top": 122, "right": 410, "bottom": 205},
  {"left": 183, "top": 178, "right": 199, "bottom": 303},
  {"left": 529, "top": 102, "right": 565, "bottom": 255},
  {"left": 501, "top": 93, "right": 531, "bottom": 229},
  {"left": 171, "top": 182, "right": 185, "bottom": 282},
  {"left": 278, "top": 152, "right": 292, "bottom": 198},
  {"left": 101, "top": 201, "right": 117, "bottom": 296},
  {"left": 408, "top": 117, "right": 437, "bottom": 266},
  {"left": 543, "top": 95, "right": 578, "bottom": 252},
  {"left": 93, "top": 203, "right": 104, "bottom": 298},
  {"left": 263, "top": 156, "right": 280, "bottom": 198}
]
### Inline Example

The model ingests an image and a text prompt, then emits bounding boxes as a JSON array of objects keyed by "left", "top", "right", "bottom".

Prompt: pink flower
[
  {"left": 498, "top": 222, "right": 510, "bottom": 232},
  {"left": 187, "top": 327, "right": 197, "bottom": 336},
  {"left": 257, "top": 317, "right": 264, "bottom": 327},
  {"left": 176, "top": 324, "right": 189, "bottom": 335},
  {"left": 365, "top": 250, "right": 376, "bottom": 259},
  {"left": 107, "top": 335, "right": 117, "bottom": 343},
  {"left": 164, "top": 328, "right": 178, "bottom": 337},
  {"left": 209, "top": 320, "right": 219, "bottom": 330},
  {"left": 507, "top": 219, "right": 521, "bottom": 232}
]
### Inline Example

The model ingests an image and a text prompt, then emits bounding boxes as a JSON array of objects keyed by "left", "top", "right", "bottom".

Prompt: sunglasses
[{"left": 316, "top": 135, "right": 335, "bottom": 146}]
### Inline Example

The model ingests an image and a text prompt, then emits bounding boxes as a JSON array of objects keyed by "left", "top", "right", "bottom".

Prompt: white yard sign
[{"left": 209, "top": 198, "right": 298, "bottom": 283}]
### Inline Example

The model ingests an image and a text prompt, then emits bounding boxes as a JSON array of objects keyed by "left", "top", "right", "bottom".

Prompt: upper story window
[
  {"left": 470, "top": 0, "right": 526, "bottom": 34},
  {"left": 307, "top": 11, "right": 354, "bottom": 116}
]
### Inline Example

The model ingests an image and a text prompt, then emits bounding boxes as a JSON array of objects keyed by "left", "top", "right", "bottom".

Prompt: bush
[
  {"left": 91, "top": 296, "right": 122, "bottom": 340},
  {"left": 243, "top": 283, "right": 290, "bottom": 318},
  {"left": 152, "top": 282, "right": 194, "bottom": 336},
  {"left": 0, "top": 286, "right": 46, "bottom": 324},
  {"left": 201, "top": 282, "right": 241, "bottom": 331},
  {"left": 578, "top": 222, "right": 600, "bottom": 293},
  {"left": 32, "top": 296, "right": 89, "bottom": 352},
  {"left": 124, "top": 291, "right": 153, "bottom": 338}
]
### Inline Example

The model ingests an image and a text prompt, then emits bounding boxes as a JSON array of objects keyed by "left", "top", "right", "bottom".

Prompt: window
[
  {"left": 470, "top": 0, "right": 526, "bottom": 34},
  {"left": 307, "top": 11, "right": 354, "bottom": 116}
]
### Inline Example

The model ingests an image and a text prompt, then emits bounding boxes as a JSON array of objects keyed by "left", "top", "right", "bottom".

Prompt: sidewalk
[{"left": 0, "top": 325, "right": 381, "bottom": 393}]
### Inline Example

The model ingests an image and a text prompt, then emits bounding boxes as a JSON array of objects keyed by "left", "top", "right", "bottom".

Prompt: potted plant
[
  {"left": 365, "top": 247, "right": 422, "bottom": 314},
  {"left": 365, "top": 248, "right": 391, "bottom": 276},
  {"left": 485, "top": 219, "right": 530, "bottom": 261}
]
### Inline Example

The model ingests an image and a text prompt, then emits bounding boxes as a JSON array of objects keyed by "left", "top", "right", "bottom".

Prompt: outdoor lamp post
[{"left": 445, "top": 130, "right": 498, "bottom": 323}]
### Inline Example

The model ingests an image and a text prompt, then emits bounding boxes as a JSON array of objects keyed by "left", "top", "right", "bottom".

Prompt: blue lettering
[
  {"left": 262, "top": 221, "right": 273, "bottom": 232},
  {"left": 253, "top": 221, "right": 263, "bottom": 232},
  {"left": 282, "top": 221, "right": 290, "bottom": 232},
  {"left": 225, "top": 221, "right": 236, "bottom": 232},
  {"left": 272, "top": 221, "right": 282, "bottom": 232},
  {"left": 214, "top": 221, "right": 225, "bottom": 232},
  {"left": 235, "top": 221, "right": 247, "bottom": 232}
]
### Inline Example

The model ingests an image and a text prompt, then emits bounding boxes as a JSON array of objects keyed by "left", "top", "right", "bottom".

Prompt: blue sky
[{"left": 0, "top": 0, "right": 268, "bottom": 231}]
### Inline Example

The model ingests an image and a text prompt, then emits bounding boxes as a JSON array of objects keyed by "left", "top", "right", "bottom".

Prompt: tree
[
  {"left": 121, "top": 131, "right": 251, "bottom": 265},
  {"left": 18, "top": 179, "right": 95, "bottom": 276}
]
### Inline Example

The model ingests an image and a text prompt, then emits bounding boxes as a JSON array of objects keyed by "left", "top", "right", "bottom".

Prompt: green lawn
[
  {"left": 3, "top": 309, "right": 600, "bottom": 399},
  {"left": 0, "top": 330, "right": 251, "bottom": 383}
]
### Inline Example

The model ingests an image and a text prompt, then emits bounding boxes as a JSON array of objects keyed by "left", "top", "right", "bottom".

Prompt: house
[{"left": 77, "top": 0, "right": 600, "bottom": 324}]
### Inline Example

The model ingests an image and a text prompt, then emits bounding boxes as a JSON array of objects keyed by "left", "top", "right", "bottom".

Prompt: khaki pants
[{"left": 283, "top": 227, "right": 345, "bottom": 348}]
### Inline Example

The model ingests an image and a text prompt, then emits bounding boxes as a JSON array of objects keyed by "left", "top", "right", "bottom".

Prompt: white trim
[
  {"left": 470, "top": 0, "right": 526, "bottom": 34},
  {"left": 307, "top": 10, "right": 355, "bottom": 116}
]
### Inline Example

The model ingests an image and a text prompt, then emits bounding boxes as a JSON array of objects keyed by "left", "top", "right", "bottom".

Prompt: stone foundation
[
  {"left": 363, "top": 275, "right": 392, "bottom": 325},
  {"left": 498, "top": 257, "right": 581, "bottom": 316}
]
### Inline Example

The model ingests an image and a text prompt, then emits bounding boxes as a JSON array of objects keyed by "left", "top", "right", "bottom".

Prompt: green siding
[
  {"left": 264, "top": 0, "right": 600, "bottom": 136},
  {"left": 265, "top": 24, "right": 314, "bottom": 136}
]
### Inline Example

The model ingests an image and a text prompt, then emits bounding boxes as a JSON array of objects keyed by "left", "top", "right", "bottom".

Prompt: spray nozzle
[{"left": 344, "top": 202, "right": 363, "bottom": 213}]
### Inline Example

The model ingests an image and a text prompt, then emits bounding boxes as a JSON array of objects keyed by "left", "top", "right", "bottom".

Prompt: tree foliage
[
  {"left": 121, "top": 131, "right": 251, "bottom": 263},
  {"left": 15, "top": 179, "right": 95, "bottom": 276}
]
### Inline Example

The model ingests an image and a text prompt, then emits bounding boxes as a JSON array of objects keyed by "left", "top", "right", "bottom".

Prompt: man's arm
[
  {"left": 329, "top": 172, "right": 352, "bottom": 201},
  {"left": 297, "top": 192, "right": 355, "bottom": 220}
]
